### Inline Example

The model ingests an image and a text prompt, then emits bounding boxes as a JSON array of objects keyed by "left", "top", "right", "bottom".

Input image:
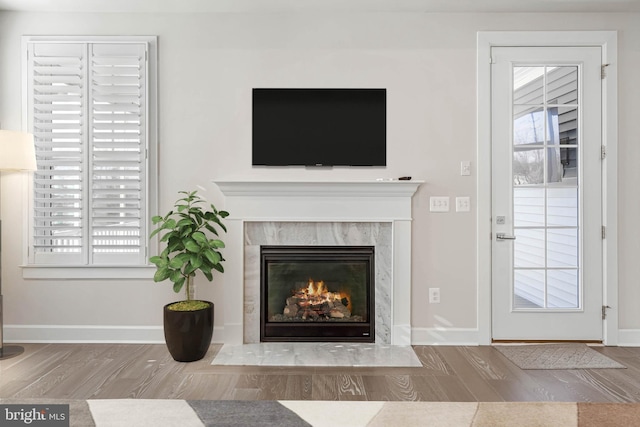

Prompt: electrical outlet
[
  {"left": 429, "top": 288, "right": 441, "bottom": 304},
  {"left": 456, "top": 196, "right": 471, "bottom": 212},
  {"left": 429, "top": 197, "right": 450, "bottom": 212}
]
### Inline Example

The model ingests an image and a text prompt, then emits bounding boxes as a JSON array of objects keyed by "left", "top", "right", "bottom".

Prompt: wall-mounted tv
[{"left": 252, "top": 88, "right": 386, "bottom": 167}]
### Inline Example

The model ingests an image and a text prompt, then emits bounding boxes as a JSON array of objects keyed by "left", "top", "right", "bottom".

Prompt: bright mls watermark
[{"left": 0, "top": 405, "right": 69, "bottom": 426}]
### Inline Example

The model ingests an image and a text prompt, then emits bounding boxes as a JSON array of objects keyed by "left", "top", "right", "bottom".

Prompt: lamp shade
[{"left": 0, "top": 130, "right": 37, "bottom": 171}]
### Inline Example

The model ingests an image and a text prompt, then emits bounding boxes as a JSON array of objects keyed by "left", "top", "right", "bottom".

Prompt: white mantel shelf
[
  {"left": 213, "top": 179, "right": 423, "bottom": 346},
  {"left": 214, "top": 180, "right": 423, "bottom": 223},
  {"left": 215, "top": 180, "right": 424, "bottom": 197}
]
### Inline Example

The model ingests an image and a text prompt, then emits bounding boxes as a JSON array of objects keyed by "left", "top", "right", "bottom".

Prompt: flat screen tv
[{"left": 252, "top": 88, "right": 386, "bottom": 167}]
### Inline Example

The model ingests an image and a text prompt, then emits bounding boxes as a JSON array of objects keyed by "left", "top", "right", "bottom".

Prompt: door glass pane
[
  {"left": 514, "top": 270, "right": 545, "bottom": 309},
  {"left": 547, "top": 188, "right": 578, "bottom": 226},
  {"left": 513, "top": 106, "right": 544, "bottom": 145},
  {"left": 512, "top": 64, "right": 581, "bottom": 310},
  {"left": 513, "top": 66, "right": 544, "bottom": 102},
  {"left": 514, "top": 229, "right": 545, "bottom": 268},
  {"left": 513, "top": 147, "right": 544, "bottom": 185},
  {"left": 547, "top": 270, "right": 579, "bottom": 308},
  {"left": 547, "top": 229, "right": 578, "bottom": 268},
  {"left": 514, "top": 187, "right": 544, "bottom": 227},
  {"left": 546, "top": 67, "right": 578, "bottom": 105}
]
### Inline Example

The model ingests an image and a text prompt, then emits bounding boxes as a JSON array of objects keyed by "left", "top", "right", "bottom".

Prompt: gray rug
[
  {"left": 495, "top": 344, "right": 626, "bottom": 370},
  {"left": 189, "top": 400, "right": 311, "bottom": 427}
]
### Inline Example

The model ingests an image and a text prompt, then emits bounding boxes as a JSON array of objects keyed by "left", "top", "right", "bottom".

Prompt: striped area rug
[{"left": 2, "top": 399, "right": 640, "bottom": 426}]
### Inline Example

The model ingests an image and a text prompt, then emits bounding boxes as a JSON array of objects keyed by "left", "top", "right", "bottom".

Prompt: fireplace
[
  {"left": 260, "top": 246, "right": 375, "bottom": 342},
  {"left": 214, "top": 180, "right": 422, "bottom": 345}
]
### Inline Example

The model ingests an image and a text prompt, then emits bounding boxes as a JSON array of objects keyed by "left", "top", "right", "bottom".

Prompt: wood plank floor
[{"left": 1, "top": 344, "right": 640, "bottom": 402}]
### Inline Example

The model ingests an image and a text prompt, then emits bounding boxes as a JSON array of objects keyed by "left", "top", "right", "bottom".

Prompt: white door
[{"left": 491, "top": 46, "right": 603, "bottom": 341}]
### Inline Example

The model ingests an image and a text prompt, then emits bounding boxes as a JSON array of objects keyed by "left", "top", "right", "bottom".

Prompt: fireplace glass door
[{"left": 260, "top": 246, "right": 375, "bottom": 342}]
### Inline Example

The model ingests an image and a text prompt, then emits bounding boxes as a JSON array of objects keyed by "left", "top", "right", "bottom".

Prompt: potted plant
[{"left": 149, "top": 190, "right": 229, "bottom": 362}]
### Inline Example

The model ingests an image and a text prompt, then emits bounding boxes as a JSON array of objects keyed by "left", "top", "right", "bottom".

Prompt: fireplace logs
[{"left": 270, "top": 279, "right": 364, "bottom": 322}]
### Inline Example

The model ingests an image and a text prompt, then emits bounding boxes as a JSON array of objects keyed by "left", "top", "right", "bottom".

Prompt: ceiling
[{"left": 1, "top": 0, "right": 640, "bottom": 13}]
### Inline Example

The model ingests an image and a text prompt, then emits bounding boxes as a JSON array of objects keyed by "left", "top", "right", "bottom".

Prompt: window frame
[{"left": 21, "top": 35, "right": 158, "bottom": 280}]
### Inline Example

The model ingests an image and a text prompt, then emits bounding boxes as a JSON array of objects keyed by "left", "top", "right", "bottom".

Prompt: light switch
[
  {"left": 461, "top": 161, "right": 471, "bottom": 176},
  {"left": 429, "top": 288, "right": 441, "bottom": 304}
]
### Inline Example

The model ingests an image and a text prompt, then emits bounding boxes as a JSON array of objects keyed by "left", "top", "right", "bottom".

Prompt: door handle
[{"left": 496, "top": 233, "right": 516, "bottom": 241}]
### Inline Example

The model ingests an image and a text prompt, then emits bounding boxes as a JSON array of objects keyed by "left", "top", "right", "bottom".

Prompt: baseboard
[
  {"left": 617, "top": 329, "right": 640, "bottom": 346},
  {"left": 20, "top": 325, "right": 635, "bottom": 347},
  {"left": 4, "top": 325, "right": 225, "bottom": 344},
  {"left": 5, "top": 325, "right": 478, "bottom": 345},
  {"left": 411, "top": 327, "right": 480, "bottom": 345}
]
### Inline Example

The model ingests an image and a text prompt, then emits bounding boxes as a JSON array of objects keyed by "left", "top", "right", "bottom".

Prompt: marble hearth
[{"left": 214, "top": 180, "right": 422, "bottom": 346}]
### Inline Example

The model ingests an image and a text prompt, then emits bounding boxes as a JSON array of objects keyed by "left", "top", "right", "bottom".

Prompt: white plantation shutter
[
  {"left": 27, "top": 39, "right": 152, "bottom": 267},
  {"left": 30, "top": 43, "right": 85, "bottom": 264},
  {"left": 90, "top": 44, "right": 146, "bottom": 264}
]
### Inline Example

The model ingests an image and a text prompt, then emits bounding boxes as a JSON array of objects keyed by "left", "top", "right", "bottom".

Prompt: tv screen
[{"left": 252, "top": 88, "right": 386, "bottom": 167}]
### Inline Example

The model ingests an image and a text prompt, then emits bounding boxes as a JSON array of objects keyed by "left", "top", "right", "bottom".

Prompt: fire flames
[
  {"left": 272, "top": 278, "right": 359, "bottom": 322},
  {"left": 302, "top": 279, "right": 351, "bottom": 311}
]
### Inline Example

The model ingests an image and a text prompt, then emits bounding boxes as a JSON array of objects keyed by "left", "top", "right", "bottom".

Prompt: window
[{"left": 23, "top": 36, "right": 157, "bottom": 276}]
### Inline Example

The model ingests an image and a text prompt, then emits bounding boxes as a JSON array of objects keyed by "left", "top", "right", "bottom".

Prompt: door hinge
[
  {"left": 602, "top": 225, "right": 606, "bottom": 239},
  {"left": 602, "top": 305, "right": 611, "bottom": 320},
  {"left": 601, "top": 64, "right": 609, "bottom": 79},
  {"left": 601, "top": 145, "right": 607, "bottom": 160}
]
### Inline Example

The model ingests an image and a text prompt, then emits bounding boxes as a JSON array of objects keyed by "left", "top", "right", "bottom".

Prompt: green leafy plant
[{"left": 149, "top": 191, "right": 229, "bottom": 309}]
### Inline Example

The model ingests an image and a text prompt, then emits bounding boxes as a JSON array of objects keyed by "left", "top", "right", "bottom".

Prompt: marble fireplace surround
[
  {"left": 244, "top": 222, "right": 390, "bottom": 343},
  {"left": 214, "top": 180, "right": 422, "bottom": 346}
]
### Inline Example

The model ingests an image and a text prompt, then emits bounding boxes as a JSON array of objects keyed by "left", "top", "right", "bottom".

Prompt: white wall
[{"left": 1, "top": 10, "right": 639, "bottom": 344}]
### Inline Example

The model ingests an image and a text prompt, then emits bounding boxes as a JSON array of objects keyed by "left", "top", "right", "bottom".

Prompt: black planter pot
[{"left": 163, "top": 301, "right": 214, "bottom": 362}]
